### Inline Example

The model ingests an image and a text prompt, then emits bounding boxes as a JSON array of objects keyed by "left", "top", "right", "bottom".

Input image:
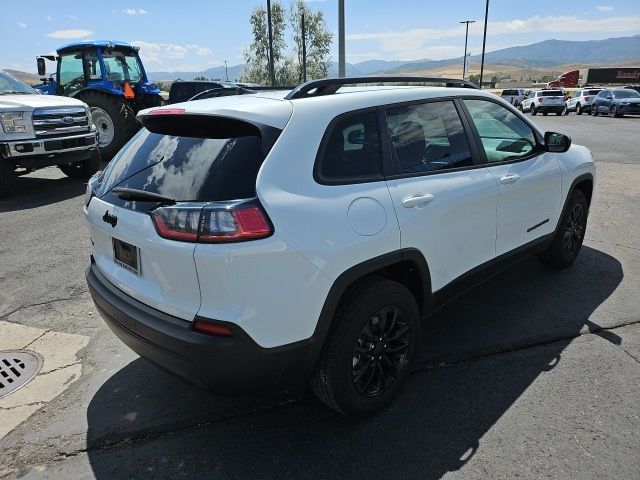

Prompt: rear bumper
[
  {"left": 86, "top": 261, "right": 321, "bottom": 395},
  {"left": 535, "top": 105, "right": 564, "bottom": 112}
]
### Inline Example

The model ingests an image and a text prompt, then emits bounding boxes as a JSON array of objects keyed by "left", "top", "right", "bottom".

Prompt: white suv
[
  {"left": 85, "top": 77, "right": 595, "bottom": 416},
  {"left": 565, "top": 88, "right": 603, "bottom": 115},
  {"left": 520, "top": 90, "right": 566, "bottom": 116}
]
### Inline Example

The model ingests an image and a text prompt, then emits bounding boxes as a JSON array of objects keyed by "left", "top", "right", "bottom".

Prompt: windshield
[
  {"left": 613, "top": 90, "right": 640, "bottom": 99},
  {"left": 0, "top": 71, "right": 35, "bottom": 95},
  {"left": 102, "top": 50, "right": 144, "bottom": 83}
]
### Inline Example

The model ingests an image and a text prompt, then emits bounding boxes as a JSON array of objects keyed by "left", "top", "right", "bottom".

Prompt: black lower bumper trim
[{"left": 86, "top": 261, "right": 321, "bottom": 395}]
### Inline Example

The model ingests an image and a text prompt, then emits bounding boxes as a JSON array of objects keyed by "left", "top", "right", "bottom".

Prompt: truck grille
[{"left": 32, "top": 107, "right": 90, "bottom": 138}]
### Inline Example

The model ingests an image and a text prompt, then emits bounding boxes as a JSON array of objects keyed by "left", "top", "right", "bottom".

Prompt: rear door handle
[
  {"left": 402, "top": 194, "right": 434, "bottom": 208},
  {"left": 500, "top": 174, "right": 520, "bottom": 185}
]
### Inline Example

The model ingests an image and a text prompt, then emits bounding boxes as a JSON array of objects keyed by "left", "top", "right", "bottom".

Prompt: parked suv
[
  {"left": 0, "top": 70, "right": 99, "bottom": 196},
  {"left": 591, "top": 88, "right": 640, "bottom": 117},
  {"left": 564, "top": 88, "right": 603, "bottom": 115},
  {"left": 85, "top": 77, "right": 595, "bottom": 416},
  {"left": 520, "top": 90, "right": 565, "bottom": 115}
]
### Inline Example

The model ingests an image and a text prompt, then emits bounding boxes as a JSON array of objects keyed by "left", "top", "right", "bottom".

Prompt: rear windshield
[
  {"left": 98, "top": 128, "right": 265, "bottom": 203},
  {"left": 586, "top": 89, "right": 602, "bottom": 95},
  {"left": 539, "top": 91, "right": 563, "bottom": 96},
  {"left": 501, "top": 90, "right": 520, "bottom": 96}
]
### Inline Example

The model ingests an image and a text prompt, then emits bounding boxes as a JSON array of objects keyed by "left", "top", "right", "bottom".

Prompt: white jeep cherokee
[{"left": 85, "top": 77, "right": 595, "bottom": 416}]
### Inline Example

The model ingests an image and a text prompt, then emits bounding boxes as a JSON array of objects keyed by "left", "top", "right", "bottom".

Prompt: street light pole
[
  {"left": 479, "top": 0, "right": 489, "bottom": 89},
  {"left": 224, "top": 60, "right": 228, "bottom": 81},
  {"left": 266, "top": 0, "right": 276, "bottom": 86},
  {"left": 338, "top": 0, "right": 345, "bottom": 78},
  {"left": 301, "top": 13, "right": 307, "bottom": 82},
  {"left": 459, "top": 20, "right": 475, "bottom": 79}
]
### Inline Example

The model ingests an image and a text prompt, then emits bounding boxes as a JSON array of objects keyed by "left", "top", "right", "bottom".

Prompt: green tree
[
  {"left": 240, "top": 2, "right": 286, "bottom": 85},
  {"left": 193, "top": 76, "right": 209, "bottom": 81},
  {"left": 239, "top": 0, "right": 332, "bottom": 85},
  {"left": 468, "top": 73, "right": 481, "bottom": 86}
]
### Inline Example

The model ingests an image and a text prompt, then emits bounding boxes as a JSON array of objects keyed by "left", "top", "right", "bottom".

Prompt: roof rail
[
  {"left": 189, "top": 85, "right": 294, "bottom": 102},
  {"left": 284, "top": 76, "right": 479, "bottom": 100}
]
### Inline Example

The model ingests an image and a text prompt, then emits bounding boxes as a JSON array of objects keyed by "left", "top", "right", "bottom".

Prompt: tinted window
[
  {"left": 586, "top": 89, "right": 602, "bottom": 96},
  {"left": 613, "top": 90, "right": 640, "bottom": 99},
  {"left": 102, "top": 51, "right": 143, "bottom": 83},
  {"left": 464, "top": 99, "right": 537, "bottom": 164},
  {"left": 98, "top": 129, "right": 266, "bottom": 205},
  {"left": 539, "top": 91, "right": 563, "bottom": 96},
  {"left": 597, "top": 91, "right": 607, "bottom": 97},
  {"left": 502, "top": 89, "right": 519, "bottom": 96},
  {"left": 385, "top": 101, "right": 472, "bottom": 174},
  {"left": 317, "top": 110, "right": 381, "bottom": 182}
]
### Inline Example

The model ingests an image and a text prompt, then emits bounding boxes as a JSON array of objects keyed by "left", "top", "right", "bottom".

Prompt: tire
[
  {"left": 310, "top": 277, "right": 420, "bottom": 417},
  {"left": 609, "top": 106, "right": 618, "bottom": 118},
  {"left": 538, "top": 189, "right": 588, "bottom": 269},
  {"left": 58, "top": 149, "right": 101, "bottom": 179},
  {"left": 563, "top": 106, "right": 569, "bottom": 115},
  {"left": 591, "top": 106, "right": 598, "bottom": 116},
  {"left": 78, "top": 91, "right": 138, "bottom": 161},
  {"left": 543, "top": 111, "right": 548, "bottom": 116},
  {"left": 0, "top": 160, "right": 18, "bottom": 198},
  {"left": 531, "top": 106, "right": 537, "bottom": 116},
  {"left": 556, "top": 110, "right": 562, "bottom": 116},
  {"left": 576, "top": 103, "right": 582, "bottom": 115}
]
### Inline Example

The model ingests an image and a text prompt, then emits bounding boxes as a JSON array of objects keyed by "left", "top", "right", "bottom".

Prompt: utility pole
[
  {"left": 460, "top": 20, "right": 475, "bottom": 79},
  {"left": 338, "top": 0, "right": 345, "bottom": 78},
  {"left": 479, "top": 0, "right": 489, "bottom": 89},
  {"left": 224, "top": 60, "right": 228, "bottom": 81},
  {"left": 301, "top": 12, "right": 307, "bottom": 82},
  {"left": 266, "top": 0, "right": 276, "bottom": 86}
]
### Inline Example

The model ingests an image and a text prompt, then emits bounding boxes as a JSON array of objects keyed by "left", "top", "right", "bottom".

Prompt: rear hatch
[
  {"left": 85, "top": 102, "right": 289, "bottom": 320},
  {"left": 538, "top": 90, "right": 564, "bottom": 105}
]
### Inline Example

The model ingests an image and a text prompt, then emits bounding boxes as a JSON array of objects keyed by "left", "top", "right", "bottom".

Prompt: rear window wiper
[{"left": 111, "top": 187, "right": 176, "bottom": 205}]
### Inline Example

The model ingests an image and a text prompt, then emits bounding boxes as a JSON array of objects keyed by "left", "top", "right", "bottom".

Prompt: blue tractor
[{"left": 35, "top": 41, "right": 164, "bottom": 160}]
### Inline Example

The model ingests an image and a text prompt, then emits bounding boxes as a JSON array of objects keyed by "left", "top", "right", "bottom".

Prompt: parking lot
[{"left": 0, "top": 113, "right": 639, "bottom": 479}]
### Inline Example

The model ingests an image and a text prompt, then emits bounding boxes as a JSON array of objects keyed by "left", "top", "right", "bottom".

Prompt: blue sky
[{"left": 1, "top": 0, "right": 639, "bottom": 73}]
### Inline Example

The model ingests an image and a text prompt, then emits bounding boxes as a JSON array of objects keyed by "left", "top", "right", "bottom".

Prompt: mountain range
[{"left": 146, "top": 34, "right": 640, "bottom": 82}]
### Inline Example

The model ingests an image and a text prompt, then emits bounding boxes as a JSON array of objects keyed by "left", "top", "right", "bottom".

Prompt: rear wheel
[
  {"left": 0, "top": 160, "right": 17, "bottom": 198},
  {"left": 78, "top": 91, "right": 138, "bottom": 161},
  {"left": 538, "top": 190, "right": 588, "bottom": 268},
  {"left": 58, "top": 149, "right": 101, "bottom": 179},
  {"left": 310, "top": 278, "right": 420, "bottom": 417},
  {"left": 543, "top": 111, "right": 549, "bottom": 116},
  {"left": 591, "top": 106, "right": 598, "bottom": 116},
  {"left": 531, "top": 106, "right": 537, "bottom": 116},
  {"left": 576, "top": 103, "right": 582, "bottom": 115},
  {"left": 556, "top": 110, "right": 562, "bottom": 116}
]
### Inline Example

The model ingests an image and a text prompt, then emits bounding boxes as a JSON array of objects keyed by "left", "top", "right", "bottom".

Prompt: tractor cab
[{"left": 35, "top": 41, "right": 164, "bottom": 160}]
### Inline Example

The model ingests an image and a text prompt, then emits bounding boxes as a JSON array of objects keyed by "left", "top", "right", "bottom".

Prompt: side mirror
[
  {"left": 347, "top": 129, "right": 365, "bottom": 145},
  {"left": 36, "top": 57, "right": 46, "bottom": 76},
  {"left": 545, "top": 131, "right": 571, "bottom": 153}
]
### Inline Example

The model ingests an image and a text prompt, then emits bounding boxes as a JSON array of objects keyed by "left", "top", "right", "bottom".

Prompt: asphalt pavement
[{"left": 0, "top": 113, "right": 638, "bottom": 479}]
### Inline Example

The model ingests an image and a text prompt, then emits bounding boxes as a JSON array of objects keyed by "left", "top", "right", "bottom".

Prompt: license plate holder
[{"left": 113, "top": 238, "right": 140, "bottom": 275}]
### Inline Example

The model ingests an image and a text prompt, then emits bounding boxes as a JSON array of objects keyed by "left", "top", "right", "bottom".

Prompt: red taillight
[
  {"left": 584, "top": 96, "right": 589, "bottom": 101},
  {"left": 537, "top": 97, "right": 543, "bottom": 102},
  {"left": 199, "top": 205, "right": 272, "bottom": 243},
  {"left": 150, "top": 108, "right": 186, "bottom": 115},
  {"left": 193, "top": 320, "right": 235, "bottom": 337},
  {"left": 150, "top": 202, "right": 273, "bottom": 243}
]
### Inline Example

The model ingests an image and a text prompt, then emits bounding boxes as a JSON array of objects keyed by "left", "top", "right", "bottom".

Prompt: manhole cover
[{"left": 0, "top": 350, "right": 43, "bottom": 399}]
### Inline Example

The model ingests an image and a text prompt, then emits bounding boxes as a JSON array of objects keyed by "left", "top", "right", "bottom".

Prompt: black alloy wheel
[
  {"left": 351, "top": 306, "right": 410, "bottom": 397},
  {"left": 563, "top": 203, "right": 586, "bottom": 258}
]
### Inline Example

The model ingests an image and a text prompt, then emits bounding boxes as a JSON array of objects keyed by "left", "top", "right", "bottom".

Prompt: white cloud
[
  {"left": 347, "top": 15, "right": 640, "bottom": 60},
  {"left": 139, "top": 9, "right": 147, "bottom": 14},
  {"left": 46, "top": 29, "right": 94, "bottom": 39},
  {"left": 123, "top": 8, "right": 147, "bottom": 15},
  {"left": 68, "top": 15, "right": 78, "bottom": 20},
  {"left": 130, "top": 41, "right": 190, "bottom": 63},
  {"left": 18, "top": 22, "right": 27, "bottom": 28},
  {"left": 597, "top": 5, "right": 614, "bottom": 12},
  {"left": 186, "top": 44, "right": 213, "bottom": 56},
  {"left": 46, "top": 16, "right": 53, "bottom": 22}
]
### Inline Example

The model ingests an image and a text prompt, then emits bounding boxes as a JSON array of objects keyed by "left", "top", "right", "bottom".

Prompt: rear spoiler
[{"left": 138, "top": 111, "right": 281, "bottom": 157}]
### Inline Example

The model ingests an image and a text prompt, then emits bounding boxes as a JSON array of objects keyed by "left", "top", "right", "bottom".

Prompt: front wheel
[
  {"left": 543, "top": 111, "right": 548, "bottom": 116},
  {"left": 556, "top": 110, "right": 562, "bottom": 116},
  {"left": 591, "top": 106, "right": 598, "bottom": 116},
  {"left": 310, "top": 278, "right": 420, "bottom": 417},
  {"left": 538, "top": 190, "right": 588, "bottom": 268},
  {"left": 576, "top": 103, "right": 582, "bottom": 115},
  {"left": 609, "top": 106, "right": 619, "bottom": 118},
  {"left": 0, "top": 160, "right": 17, "bottom": 198},
  {"left": 531, "top": 106, "right": 537, "bottom": 116},
  {"left": 58, "top": 149, "right": 101, "bottom": 179}
]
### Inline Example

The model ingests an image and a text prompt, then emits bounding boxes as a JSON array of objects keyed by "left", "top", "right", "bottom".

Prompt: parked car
[
  {"left": 520, "top": 90, "right": 566, "bottom": 115},
  {"left": 591, "top": 88, "right": 640, "bottom": 117},
  {"left": 0, "top": 70, "right": 99, "bottom": 196},
  {"left": 85, "top": 77, "right": 595, "bottom": 416},
  {"left": 564, "top": 88, "right": 603, "bottom": 115},
  {"left": 500, "top": 88, "right": 528, "bottom": 107},
  {"left": 624, "top": 85, "right": 640, "bottom": 94}
]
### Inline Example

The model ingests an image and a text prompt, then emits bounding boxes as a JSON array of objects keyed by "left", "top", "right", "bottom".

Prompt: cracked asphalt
[{"left": 0, "top": 114, "right": 639, "bottom": 479}]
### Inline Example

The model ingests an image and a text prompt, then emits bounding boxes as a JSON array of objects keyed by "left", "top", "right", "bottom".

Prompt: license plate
[{"left": 113, "top": 238, "right": 140, "bottom": 275}]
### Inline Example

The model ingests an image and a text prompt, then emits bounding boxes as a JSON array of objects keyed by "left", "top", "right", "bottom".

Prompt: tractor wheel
[
  {"left": 0, "top": 160, "right": 18, "bottom": 198},
  {"left": 79, "top": 91, "right": 138, "bottom": 161},
  {"left": 58, "top": 149, "right": 101, "bottom": 179}
]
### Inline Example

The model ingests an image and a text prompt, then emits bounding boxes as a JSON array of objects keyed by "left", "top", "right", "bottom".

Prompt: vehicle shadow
[
  {"left": 0, "top": 174, "right": 86, "bottom": 213},
  {"left": 85, "top": 246, "right": 623, "bottom": 479}
]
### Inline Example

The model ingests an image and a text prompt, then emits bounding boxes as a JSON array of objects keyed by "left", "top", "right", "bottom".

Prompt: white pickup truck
[
  {"left": 0, "top": 70, "right": 99, "bottom": 196},
  {"left": 500, "top": 88, "right": 528, "bottom": 107}
]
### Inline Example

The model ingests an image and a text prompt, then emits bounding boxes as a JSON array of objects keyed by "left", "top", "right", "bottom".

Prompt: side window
[
  {"left": 385, "top": 101, "right": 473, "bottom": 174},
  {"left": 464, "top": 99, "right": 538, "bottom": 164},
  {"left": 317, "top": 110, "right": 382, "bottom": 183},
  {"left": 58, "top": 53, "right": 86, "bottom": 95}
]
